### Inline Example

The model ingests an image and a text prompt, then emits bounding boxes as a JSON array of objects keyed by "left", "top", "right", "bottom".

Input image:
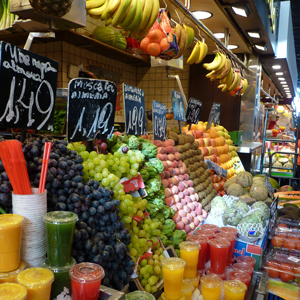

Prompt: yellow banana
[
  {"left": 127, "top": 0, "right": 143, "bottom": 33},
  {"left": 107, "top": 0, "right": 121, "bottom": 12},
  {"left": 119, "top": 0, "right": 137, "bottom": 29},
  {"left": 228, "top": 71, "right": 241, "bottom": 91},
  {"left": 87, "top": 0, "right": 108, "bottom": 15},
  {"left": 203, "top": 53, "right": 222, "bottom": 70},
  {"left": 111, "top": 0, "right": 131, "bottom": 27},
  {"left": 196, "top": 41, "right": 208, "bottom": 64},
  {"left": 215, "top": 53, "right": 226, "bottom": 71},
  {"left": 222, "top": 84, "right": 228, "bottom": 92},
  {"left": 221, "top": 67, "right": 233, "bottom": 85},
  {"left": 101, "top": 0, "right": 112, "bottom": 20},
  {"left": 186, "top": 42, "right": 200, "bottom": 64},
  {"left": 138, "top": 0, "right": 153, "bottom": 32},
  {"left": 241, "top": 78, "right": 248, "bottom": 94},
  {"left": 174, "top": 25, "right": 188, "bottom": 59},
  {"left": 216, "top": 59, "right": 232, "bottom": 80},
  {"left": 86, "top": 0, "right": 106, "bottom": 10},
  {"left": 195, "top": 41, "right": 204, "bottom": 64}
]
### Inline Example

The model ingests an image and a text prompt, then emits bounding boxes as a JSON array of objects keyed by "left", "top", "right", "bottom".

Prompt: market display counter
[{"left": 237, "top": 142, "right": 262, "bottom": 175}]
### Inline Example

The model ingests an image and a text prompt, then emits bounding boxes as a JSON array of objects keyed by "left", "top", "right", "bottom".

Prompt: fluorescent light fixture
[
  {"left": 232, "top": 3, "right": 252, "bottom": 17},
  {"left": 278, "top": 78, "right": 285, "bottom": 81},
  {"left": 214, "top": 32, "right": 225, "bottom": 39},
  {"left": 228, "top": 44, "right": 239, "bottom": 50},
  {"left": 272, "top": 65, "right": 281, "bottom": 69},
  {"left": 284, "top": 88, "right": 290, "bottom": 90},
  {"left": 192, "top": 11, "right": 212, "bottom": 20},
  {"left": 281, "top": 81, "right": 287, "bottom": 84},
  {"left": 282, "top": 85, "right": 288, "bottom": 87},
  {"left": 275, "top": 72, "right": 283, "bottom": 76},
  {"left": 265, "top": 97, "right": 270, "bottom": 99},
  {"left": 247, "top": 30, "right": 263, "bottom": 38},
  {"left": 254, "top": 44, "right": 267, "bottom": 51}
]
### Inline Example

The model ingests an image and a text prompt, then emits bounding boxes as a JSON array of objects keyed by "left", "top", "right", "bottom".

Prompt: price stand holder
[
  {"left": 171, "top": 89, "right": 186, "bottom": 133},
  {"left": 0, "top": 42, "right": 59, "bottom": 142},
  {"left": 204, "top": 159, "right": 227, "bottom": 179},
  {"left": 123, "top": 83, "right": 146, "bottom": 136},
  {"left": 152, "top": 100, "right": 166, "bottom": 141},
  {"left": 206, "top": 103, "right": 221, "bottom": 130},
  {"left": 67, "top": 78, "right": 117, "bottom": 142},
  {"left": 185, "top": 98, "right": 202, "bottom": 130}
]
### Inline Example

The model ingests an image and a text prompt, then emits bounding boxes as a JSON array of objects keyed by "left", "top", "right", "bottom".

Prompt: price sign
[
  {"left": 123, "top": 83, "right": 146, "bottom": 135},
  {"left": 0, "top": 42, "right": 58, "bottom": 131},
  {"left": 67, "top": 78, "right": 117, "bottom": 142},
  {"left": 206, "top": 103, "right": 221, "bottom": 130},
  {"left": 152, "top": 100, "right": 166, "bottom": 141},
  {"left": 204, "top": 159, "right": 227, "bottom": 178},
  {"left": 186, "top": 98, "right": 202, "bottom": 124},
  {"left": 171, "top": 89, "right": 186, "bottom": 121},
  {"left": 265, "top": 174, "right": 274, "bottom": 199}
]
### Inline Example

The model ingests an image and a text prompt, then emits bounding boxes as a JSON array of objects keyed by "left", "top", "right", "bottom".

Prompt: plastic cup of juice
[
  {"left": 181, "top": 280, "right": 194, "bottom": 300},
  {"left": 0, "top": 282, "right": 27, "bottom": 300},
  {"left": 219, "top": 227, "right": 238, "bottom": 238},
  {"left": 208, "top": 238, "right": 230, "bottom": 274},
  {"left": 43, "top": 257, "right": 76, "bottom": 300},
  {"left": 228, "top": 271, "right": 251, "bottom": 289},
  {"left": 206, "top": 268, "right": 226, "bottom": 281},
  {"left": 183, "top": 274, "right": 200, "bottom": 290},
  {"left": 179, "top": 241, "right": 200, "bottom": 278},
  {"left": 161, "top": 258, "right": 186, "bottom": 300},
  {"left": 215, "top": 232, "right": 236, "bottom": 266},
  {"left": 43, "top": 211, "right": 78, "bottom": 266},
  {"left": 160, "top": 292, "right": 185, "bottom": 300},
  {"left": 187, "top": 235, "right": 208, "bottom": 271},
  {"left": 0, "top": 214, "right": 23, "bottom": 272},
  {"left": 236, "top": 256, "right": 256, "bottom": 269},
  {"left": 194, "top": 230, "right": 215, "bottom": 262},
  {"left": 16, "top": 267, "right": 54, "bottom": 300},
  {"left": 69, "top": 262, "right": 105, "bottom": 300},
  {"left": 200, "top": 224, "right": 219, "bottom": 234},
  {"left": 0, "top": 261, "right": 26, "bottom": 283},
  {"left": 200, "top": 275, "right": 223, "bottom": 300},
  {"left": 232, "top": 263, "right": 254, "bottom": 278},
  {"left": 125, "top": 291, "right": 155, "bottom": 299},
  {"left": 224, "top": 280, "right": 247, "bottom": 300}
]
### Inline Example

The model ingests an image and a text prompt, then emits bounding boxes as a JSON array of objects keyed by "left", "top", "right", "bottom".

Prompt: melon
[
  {"left": 224, "top": 176, "right": 236, "bottom": 192},
  {"left": 250, "top": 185, "right": 268, "bottom": 201},
  {"left": 114, "top": 33, "right": 127, "bottom": 51},
  {"left": 92, "top": 26, "right": 116, "bottom": 47},
  {"left": 227, "top": 183, "right": 244, "bottom": 197},
  {"left": 236, "top": 171, "right": 253, "bottom": 188}
]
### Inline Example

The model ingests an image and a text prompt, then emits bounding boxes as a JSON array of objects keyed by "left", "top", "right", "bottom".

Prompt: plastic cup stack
[{"left": 12, "top": 188, "right": 47, "bottom": 267}]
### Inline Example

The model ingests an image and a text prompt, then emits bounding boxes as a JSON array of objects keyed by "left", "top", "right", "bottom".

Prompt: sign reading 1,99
[
  {"left": 123, "top": 83, "right": 146, "bottom": 136},
  {"left": 171, "top": 89, "right": 186, "bottom": 121}
]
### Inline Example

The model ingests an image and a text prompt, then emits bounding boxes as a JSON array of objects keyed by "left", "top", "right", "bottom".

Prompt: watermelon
[
  {"left": 92, "top": 26, "right": 116, "bottom": 46},
  {"left": 113, "top": 33, "right": 127, "bottom": 51}
]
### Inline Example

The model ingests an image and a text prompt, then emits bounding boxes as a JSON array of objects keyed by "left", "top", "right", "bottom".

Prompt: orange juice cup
[
  {"left": 179, "top": 241, "right": 200, "bottom": 278},
  {"left": 200, "top": 275, "right": 223, "bottom": 300},
  {"left": 187, "top": 235, "right": 208, "bottom": 271},
  {"left": 219, "top": 227, "right": 238, "bottom": 238},
  {"left": 181, "top": 280, "right": 194, "bottom": 300},
  {"left": 236, "top": 256, "right": 256, "bottom": 269},
  {"left": 200, "top": 224, "right": 219, "bottom": 234},
  {"left": 183, "top": 274, "right": 200, "bottom": 290},
  {"left": 161, "top": 258, "right": 186, "bottom": 300},
  {"left": 0, "top": 214, "right": 23, "bottom": 272},
  {"left": 215, "top": 232, "right": 236, "bottom": 266},
  {"left": 16, "top": 267, "right": 54, "bottom": 300},
  {"left": 224, "top": 280, "right": 247, "bottom": 300},
  {"left": 228, "top": 271, "right": 251, "bottom": 289},
  {"left": 0, "top": 282, "right": 27, "bottom": 300},
  {"left": 208, "top": 238, "right": 230, "bottom": 275},
  {"left": 0, "top": 261, "right": 26, "bottom": 283},
  {"left": 232, "top": 263, "right": 254, "bottom": 278},
  {"left": 160, "top": 292, "right": 185, "bottom": 300}
]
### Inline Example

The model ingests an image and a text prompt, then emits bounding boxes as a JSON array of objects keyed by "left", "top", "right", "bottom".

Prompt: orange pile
[{"left": 140, "top": 28, "right": 168, "bottom": 56}]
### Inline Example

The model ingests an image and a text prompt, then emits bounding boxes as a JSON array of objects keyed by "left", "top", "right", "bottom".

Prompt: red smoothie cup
[
  {"left": 219, "top": 227, "right": 238, "bottom": 238},
  {"left": 232, "top": 263, "right": 254, "bottom": 278},
  {"left": 215, "top": 232, "right": 236, "bottom": 266},
  {"left": 228, "top": 271, "right": 251, "bottom": 289},
  {"left": 208, "top": 238, "right": 230, "bottom": 275},
  {"left": 195, "top": 230, "right": 215, "bottom": 262},
  {"left": 187, "top": 235, "right": 209, "bottom": 271},
  {"left": 69, "top": 263, "right": 105, "bottom": 300},
  {"left": 200, "top": 224, "right": 219, "bottom": 234},
  {"left": 236, "top": 256, "right": 256, "bottom": 269}
]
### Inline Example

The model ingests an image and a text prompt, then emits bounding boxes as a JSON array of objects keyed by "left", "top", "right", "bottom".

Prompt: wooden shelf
[{"left": 0, "top": 30, "right": 151, "bottom": 67}]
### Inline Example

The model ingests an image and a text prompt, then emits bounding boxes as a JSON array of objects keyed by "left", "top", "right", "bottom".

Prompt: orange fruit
[
  {"left": 160, "top": 38, "right": 170, "bottom": 52},
  {"left": 148, "top": 29, "right": 164, "bottom": 43},
  {"left": 147, "top": 43, "right": 161, "bottom": 57},
  {"left": 140, "top": 37, "right": 150, "bottom": 54}
]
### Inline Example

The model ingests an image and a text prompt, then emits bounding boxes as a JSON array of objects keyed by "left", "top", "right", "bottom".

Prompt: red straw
[{"left": 38, "top": 142, "right": 52, "bottom": 194}]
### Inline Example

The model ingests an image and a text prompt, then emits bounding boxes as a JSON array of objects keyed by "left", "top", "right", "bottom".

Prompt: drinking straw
[
  {"left": 38, "top": 142, "right": 52, "bottom": 194},
  {"left": 0, "top": 206, "right": 6, "bottom": 214}
]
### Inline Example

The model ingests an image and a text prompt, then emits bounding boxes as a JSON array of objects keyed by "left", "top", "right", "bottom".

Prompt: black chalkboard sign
[
  {"left": 186, "top": 98, "right": 202, "bottom": 125},
  {"left": 265, "top": 174, "right": 274, "bottom": 199},
  {"left": 171, "top": 89, "right": 186, "bottom": 121},
  {"left": 152, "top": 100, "right": 166, "bottom": 141},
  {"left": 67, "top": 78, "right": 117, "bottom": 142},
  {"left": 205, "top": 159, "right": 227, "bottom": 178},
  {"left": 123, "top": 83, "right": 146, "bottom": 135},
  {"left": 0, "top": 42, "right": 58, "bottom": 131},
  {"left": 206, "top": 103, "right": 221, "bottom": 130}
]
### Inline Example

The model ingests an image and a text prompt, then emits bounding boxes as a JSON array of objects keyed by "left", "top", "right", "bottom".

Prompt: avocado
[
  {"left": 284, "top": 203, "right": 300, "bottom": 209},
  {"left": 285, "top": 210, "right": 300, "bottom": 220}
]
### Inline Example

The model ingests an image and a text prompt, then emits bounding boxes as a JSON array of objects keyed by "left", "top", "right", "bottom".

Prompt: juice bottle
[
  {"left": 200, "top": 224, "right": 219, "bottom": 234},
  {"left": 125, "top": 291, "right": 155, "bottom": 300},
  {"left": 236, "top": 256, "right": 256, "bottom": 269},
  {"left": 0, "top": 214, "right": 23, "bottom": 272},
  {"left": 44, "top": 211, "right": 78, "bottom": 266},
  {"left": 181, "top": 280, "right": 194, "bottom": 300},
  {"left": 219, "top": 226, "right": 238, "bottom": 238},
  {"left": 224, "top": 280, "right": 247, "bottom": 300},
  {"left": 215, "top": 232, "right": 236, "bottom": 266},
  {"left": 187, "top": 235, "right": 208, "bottom": 271},
  {"left": 228, "top": 271, "right": 251, "bottom": 289},
  {"left": 0, "top": 261, "right": 26, "bottom": 283},
  {"left": 179, "top": 241, "right": 200, "bottom": 278},
  {"left": 232, "top": 263, "right": 254, "bottom": 278},
  {"left": 69, "top": 262, "right": 105, "bottom": 300},
  {"left": 200, "top": 275, "right": 223, "bottom": 300},
  {"left": 0, "top": 282, "right": 27, "bottom": 300},
  {"left": 161, "top": 258, "right": 186, "bottom": 300},
  {"left": 208, "top": 238, "right": 230, "bottom": 274},
  {"left": 16, "top": 267, "right": 54, "bottom": 300}
]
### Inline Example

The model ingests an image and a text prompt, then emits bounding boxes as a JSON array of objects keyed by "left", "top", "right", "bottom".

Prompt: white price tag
[{"left": 288, "top": 256, "right": 300, "bottom": 263}]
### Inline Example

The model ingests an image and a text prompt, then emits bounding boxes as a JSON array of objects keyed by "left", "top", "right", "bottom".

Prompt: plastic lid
[
  {"left": 125, "top": 291, "right": 155, "bottom": 300},
  {"left": 43, "top": 211, "right": 78, "bottom": 224},
  {"left": 224, "top": 280, "right": 247, "bottom": 293},
  {"left": 219, "top": 227, "right": 238, "bottom": 237},
  {"left": 228, "top": 271, "right": 251, "bottom": 282},
  {"left": 43, "top": 257, "right": 76, "bottom": 273},
  {"left": 187, "top": 235, "right": 208, "bottom": 245},
  {"left": 206, "top": 268, "right": 226, "bottom": 280},
  {"left": 182, "top": 280, "right": 194, "bottom": 293},
  {"left": 69, "top": 262, "right": 105, "bottom": 283},
  {"left": 179, "top": 241, "right": 200, "bottom": 251},
  {"left": 236, "top": 256, "right": 256, "bottom": 267},
  {"left": 215, "top": 232, "right": 235, "bottom": 242},
  {"left": 208, "top": 237, "right": 230, "bottom": 248},
  {"left": 200, "top": 275, "right": 223, "bottom": 288},
  {"left": 16, "top": 267, "right": 54, "bottom": 288},
  {"left": 0, "top": 214, "right": 23, "bottom": 229},
  {"left": 0, "top": 283, "right": 27, "bottom": 300},
  {"left": 161, "top": 258, "right": 186, "bottom": 270},
  {"left": 0, "top": 261, "right": 26, "bottom": 279},
  {"left": 233, "top": 263, "right": 254, "bottom": 275},
  {"left": 161, "top": 292, "right": 185, "bottom": 300},
  {"left": 201, "top": 224, "right": 219, "bottom": 233},
  {"left": 194, "top": 230, "right": 215, "bottom": 239}
]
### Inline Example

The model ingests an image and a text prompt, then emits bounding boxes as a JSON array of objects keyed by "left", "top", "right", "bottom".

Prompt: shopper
[{"left": 268, "top": 115, "right": 280, "bottom": 130}]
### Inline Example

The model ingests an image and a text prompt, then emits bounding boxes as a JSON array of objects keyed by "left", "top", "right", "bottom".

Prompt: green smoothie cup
[{"left": 44, "top": 211, "right": 78, "bottom": 266}]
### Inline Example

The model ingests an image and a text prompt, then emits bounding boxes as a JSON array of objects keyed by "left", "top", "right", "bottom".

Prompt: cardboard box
[{"left": 234, "top": 225, "right": 269, "bottom": 271}]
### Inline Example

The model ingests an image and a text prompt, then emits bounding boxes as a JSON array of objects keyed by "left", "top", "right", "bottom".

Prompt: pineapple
[{"left": 29, "top": 0, "right": 73, "bottom": 17}]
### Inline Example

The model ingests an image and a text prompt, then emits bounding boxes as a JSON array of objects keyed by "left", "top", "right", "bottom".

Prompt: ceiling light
[
  {"left": 284, "top": 88, "right": 290, "bottom": 91},
  {"left": 276, "top": 72, "right": 283, "bottom": 76},
  {"left": 282, "top": 85, "right": 288, "bottom": 87},
  {"left": 214, "top": 33, "right": 225, "bottom": 39},
  {"left": 254, "top": 44, "right": 268, "bottom": 51},
  {"left": 231, "top": 3, "right": 252, "bottom": 17},
  {"left": 192, "top": 11, "right": 213, "bottom": 20},
  {"left": 272, "top": 65, "right": 281, "bottom": 69},
  {"left": 265, "top": 97, "right": 270, "bottom": 99},
  {"left": 228, "top": 45, "right": 239, "bottom": 50},
  {"left": 278, "top": 78, "right": 285, "bottom": 81},
  {"left": 281, "top": 81, "right": 287, "bottom": 84},
  {"left": 247, "top": 30, "right": 263, "bottom": 38}
]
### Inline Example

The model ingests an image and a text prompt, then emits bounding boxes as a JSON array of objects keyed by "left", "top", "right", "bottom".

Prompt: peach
[
  {"left": 181, "top": 217, "right": 189, "bottom": 225},
  {"left": 176, "top": 221, "right": 184, "bottom": 230},
  {"left": 178, "top": 210, "right": 186, "bottom": 218},
  {"left": 171, "top": 205, "right": 177, "bottom": 212}
]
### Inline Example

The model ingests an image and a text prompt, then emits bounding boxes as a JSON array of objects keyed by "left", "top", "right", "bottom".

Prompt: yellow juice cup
[
  {"left": 161, "top": 292, "right": 185, "bottom": 300},
  {"left": 200, "top": 275, "right": 223, "bottom": 300},
  {"left": 179, "top": 241, "right": 200, "bottom": 278},
  {"left": 161, "top": 258, "right": 186, "bottom": 300},
  {"left": 224, "top": 280, "right": 247, "bottom": 300},
  {"left": 184, "top": 274, "right": 200, "bottom": 290},
  {"left": 0, "top": 282, "right": 27, "bottom": 300},
  {"left": 0, "top": 214, "right": 23, "bottom": 272},
  {"left": 0, "top": 261, "right": 26, "bottom": 283},
  {"left": 16, "top": 267, "right": 54, "bottom": 300},
  {"left": 181, "top": 280, "right": 194, "bottom": 300}
]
